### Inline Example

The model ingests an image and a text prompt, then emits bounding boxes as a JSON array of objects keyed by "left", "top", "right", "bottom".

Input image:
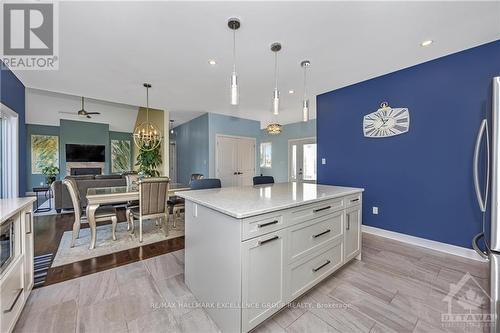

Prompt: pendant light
[
  {"left": 301, "top": 60, "right": 311, "bottom": 122},
  {"left": 169, "top": 119, "right": 174, "bottom": 134},
  {"left": 133, "top": 83, "right": 162, "bottom": 151},
  {"left": 266, "top": 123, "right": 282, "bottom": 135},
  {"left": 271, "top": 42, "right": 282, "bottom": 115},
  {"left": 228, "top": 18, "right": 241, "bottom": 106}
]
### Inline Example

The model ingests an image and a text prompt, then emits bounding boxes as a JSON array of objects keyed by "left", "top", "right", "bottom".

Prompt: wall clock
[{"left": 363, "top": 102, "right": 410, "bottom": 138}]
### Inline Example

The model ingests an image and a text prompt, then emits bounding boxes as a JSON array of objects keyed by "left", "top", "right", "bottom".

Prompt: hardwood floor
[
  {"left": 34, "top": 209, "right": 184, "bottom": 287},
  {"left": 16, "top": 232, "right": 491, "bottom": 333}
]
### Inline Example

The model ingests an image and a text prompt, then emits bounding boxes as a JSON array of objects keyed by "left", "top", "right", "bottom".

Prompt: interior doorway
[
  {"left": 288, "top": 138, "right": 317, "bottom": 183},
  {"left": 216, "top": 134, "right": 256, "bottom": 187}
]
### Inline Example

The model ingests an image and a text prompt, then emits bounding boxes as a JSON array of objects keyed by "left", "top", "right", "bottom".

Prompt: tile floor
[{"left": 14, "top": 234, "right": 491, "bottom": 333}]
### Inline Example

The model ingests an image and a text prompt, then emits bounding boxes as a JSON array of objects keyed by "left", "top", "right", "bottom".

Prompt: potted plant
[
  {"left": 135, "top": 145, "right": 162, "bottom": 177},
  {"left": 41, "top": 165, "right": 59, "bottom": 186}
]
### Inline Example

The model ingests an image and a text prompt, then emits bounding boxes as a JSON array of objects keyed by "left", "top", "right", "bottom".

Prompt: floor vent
[{"left": 33, "top": 253, "right": 54, "bottom": 288}]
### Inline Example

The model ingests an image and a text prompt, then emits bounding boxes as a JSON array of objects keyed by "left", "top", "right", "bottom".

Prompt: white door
[
  {"left": 216, "top": 135, "right": 256, "bottom": 187},
  {"left": 238, "top": 138, "right": 256, "bottom": 186},
  {"left": 289, "top": 138, "right": 317, "bottom": 183},
  {"left": 169, "top": 143, "right": 177, "bottom": 183}
]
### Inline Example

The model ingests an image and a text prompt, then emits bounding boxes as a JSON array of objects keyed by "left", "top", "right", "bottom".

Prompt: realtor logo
[
  {"left": 2, "top": 2, "right": 59, "bottom": 70},
  {"left": 441, "top": 272, "right": 493, "bottom": 329}
]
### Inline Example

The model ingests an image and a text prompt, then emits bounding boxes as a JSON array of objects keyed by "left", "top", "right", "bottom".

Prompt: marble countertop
[
  {"left": 176, "top": 182, "right": 364, "bottom": 219},
  {"left": 0, "top": 197, "right": 36, "bottom": 224}
]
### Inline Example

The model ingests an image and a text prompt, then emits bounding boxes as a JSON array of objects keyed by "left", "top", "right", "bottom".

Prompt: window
[
  {"left": 0, "top": 103, "right": 19, "bottom": 198},
  {"left": 260, "top": 142, "right": 272, "bottom": 168}
]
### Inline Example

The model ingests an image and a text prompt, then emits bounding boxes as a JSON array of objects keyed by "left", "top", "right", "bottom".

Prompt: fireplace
[{"left": 70, "top": 167, "right": 102, "bottom": 176}]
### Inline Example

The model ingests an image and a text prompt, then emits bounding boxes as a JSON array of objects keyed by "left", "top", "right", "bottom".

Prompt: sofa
[{"left": 52, "top": 174, "right": 127, "bottom": 212}]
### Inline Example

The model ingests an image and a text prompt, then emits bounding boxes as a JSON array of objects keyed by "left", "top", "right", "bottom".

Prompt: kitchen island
[{"left": 177, "top": 182, "right": 363, "bottom": 333}]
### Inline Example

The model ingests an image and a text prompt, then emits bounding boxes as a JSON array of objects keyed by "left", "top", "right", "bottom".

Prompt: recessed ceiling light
[
  {"left": 420, "top": 40, "right": 433, "bottom": 47},
  {"left": 288, "top": 90, "right": 295, "bottom": 94},
  {"left": 208, "top": 59, "right": 217, "bottom": 66}
]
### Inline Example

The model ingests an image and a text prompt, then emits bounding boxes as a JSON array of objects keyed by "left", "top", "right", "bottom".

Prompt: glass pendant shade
[
  {"left": 302, "top": 99, "right": 309, "bottom": 122},
  {"left": 301, "top": 60, "right": 311, "bottom": 122},
  {"left": 271, "top": 42, "right": 282, "bottom": 115},
  {"left": 273, "top": 88, "right": 280, "bottom": 115},
  {"left": 228, "top": 18, "right": 240, "bottom": 106},
  {"left": 231, "top": 71, "right": 239, "bottom": 105}
]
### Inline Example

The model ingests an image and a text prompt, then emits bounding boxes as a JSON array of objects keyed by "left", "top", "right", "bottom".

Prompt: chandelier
[
  {"left": 133, "top": 83, "right": 162, "bottom": 151},
  {"left": 266, "top": 123, "right": 282, "bottom": 135}
]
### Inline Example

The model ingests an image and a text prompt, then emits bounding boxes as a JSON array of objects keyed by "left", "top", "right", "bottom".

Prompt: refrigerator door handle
[
  {"left": 472, "top": 232, "right": 489, "bottom": 260},
  {"left": 473, "top": 119, "right": 490, "bottom": 213}
]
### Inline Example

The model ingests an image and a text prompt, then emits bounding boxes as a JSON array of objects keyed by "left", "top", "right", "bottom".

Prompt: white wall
[{"left": 26, "top": 88, "right": 139, "bottom": 132}]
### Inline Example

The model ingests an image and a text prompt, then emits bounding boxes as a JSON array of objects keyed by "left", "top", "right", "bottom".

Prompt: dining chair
[
  {"left": 64, "top": 178, "right": 118, "bottom": 248},
  {"left": 127, "top": 177, "right": 170, "bottom": 242},
  {"left": 190, "top": 173, "right": 204, "bottom": 182},
  {"left": 190, "top": 178, "right": 222, "bottom": 190},
  {"left": 253, "top": 176, "right": 275, "bottom": 185},
  {"left": 124, "top": 173, "right": 140, "bottom": 230},
  {"left": 167, "top": 173, "right": 204, "bottom": 228}
]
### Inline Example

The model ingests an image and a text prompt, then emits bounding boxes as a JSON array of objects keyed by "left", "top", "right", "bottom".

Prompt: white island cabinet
[
  {"left": 177, "top": 183, "right": 363, "bottom": 333},
  {"left": 0, "top": 197, "right": 36, "bottom": 333}
]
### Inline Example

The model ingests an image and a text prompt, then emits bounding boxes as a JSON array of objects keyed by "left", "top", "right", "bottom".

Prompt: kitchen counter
[
  {"left": 0, "top": 197, "right": 36, "bottom": 224},
  {"left": 177, "top": 182, "right": 363, "bottom": 218}
]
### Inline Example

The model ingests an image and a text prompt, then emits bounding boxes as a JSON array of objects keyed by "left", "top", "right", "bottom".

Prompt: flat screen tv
[{"left": 66, "top": 144, "right": 105, "bottom": 162}]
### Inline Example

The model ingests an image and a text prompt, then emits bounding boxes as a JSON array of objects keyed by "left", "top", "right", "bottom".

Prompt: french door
[
  {"left": 288, "top": 138, "right": 317, "bottom": 183},
  {"left": 216, "top": 135, "right": 256, "bottom": 187}
]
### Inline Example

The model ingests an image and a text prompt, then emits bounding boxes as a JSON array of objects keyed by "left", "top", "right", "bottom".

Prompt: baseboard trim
[{"left": 361, "top": 225, "right": 486, "bottom": 262}]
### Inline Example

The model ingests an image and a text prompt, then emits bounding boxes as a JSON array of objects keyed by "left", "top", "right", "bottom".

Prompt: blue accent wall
[
  {"left": 172, "top": 114, "right": 209, "bottom": 184},
  {"left": 1, "top": 61, "right": 26, "bottom": 196},
  {"left": 59, "top": 119, "right": 110, "bottom": 176},
  {"left": 317, "top": 40, "right": 500, "bottom": 249},
  {"left": 260, "top": 120, "right": 316, "bottom": 182}
]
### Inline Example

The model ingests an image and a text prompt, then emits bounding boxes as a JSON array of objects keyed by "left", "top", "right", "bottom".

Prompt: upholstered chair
[
  {"left": 190, "top": 178, "right": 222, "bottom": 190},
  {"left": 253, "top": 176, "right": 275, "bottom": 185},
  {"left": 128, "top": 177, "right": 170, "bottom": 242},
  {"left": 63, "top": 178, "right": 118, "bottom": 249}
]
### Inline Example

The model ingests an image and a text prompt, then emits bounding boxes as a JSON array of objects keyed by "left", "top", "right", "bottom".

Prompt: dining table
[{"left": 85, "top": 183, "right": 190, "bottom": 249}]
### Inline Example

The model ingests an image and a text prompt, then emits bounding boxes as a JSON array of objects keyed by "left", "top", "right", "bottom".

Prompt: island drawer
[
  {"left": 242, "top": 214, "right": 285, "bottom": 241},
  {"left": 288, "top": 211, "right": 343, "bottom": 263},
  {"left": 0, "top": 258, "right": 25, "bottom": 333},
  {"left": 287, "top": 239, "right": 343, "bottom": 300},
  {"left": 289, "top": 198, "right": 344, "bottom": 226},
  {"left": 345, "top": 193, "right": 362, "bottom": 208}
]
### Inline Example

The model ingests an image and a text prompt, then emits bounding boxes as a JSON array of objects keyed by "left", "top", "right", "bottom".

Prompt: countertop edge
[
  {"left": 0, "top": 197, "right": 36, "bottom": 225},
  {"left": 177, "top": 187, "right": 364, "bottom": 219}
]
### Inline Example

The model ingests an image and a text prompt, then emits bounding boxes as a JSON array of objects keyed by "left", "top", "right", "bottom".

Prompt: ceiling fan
[{"left": 59, "top": 97, "right": 101, "bottom": 119}]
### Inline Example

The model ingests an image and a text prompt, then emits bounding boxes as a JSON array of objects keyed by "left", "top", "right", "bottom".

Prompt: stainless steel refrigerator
[{"left": 473, "top": 76, "right": 500, "bottom": 333}]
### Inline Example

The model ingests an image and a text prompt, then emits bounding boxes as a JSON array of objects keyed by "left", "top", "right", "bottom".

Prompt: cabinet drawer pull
[
  {"left": 258, "top": 220, "right": 279, "bottom": 228},
  {"left": 26, "top": 212, "right": 32, "bottom": 234},
  {"left": 3, "top": 288, "right": 23, "bottom": 313},
  {"left": 258, "top": 236, "right": 279, "bottom": 246},
  {"left": 312, "top": 229, "right": 331, "bottom": 238},
  {"left": 312, "top": 260, "right": 331, "bottom": 272},
  {"left": 313, "top": 206, "right": 331, "bottom": 213},
  {"left": 350, "top": 198, "right": 359, "bottom": 203},
  {"left": 347, "top": 214, "right": 350, "bottom": 230}
]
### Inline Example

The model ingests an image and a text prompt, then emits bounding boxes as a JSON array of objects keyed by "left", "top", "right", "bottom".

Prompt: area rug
[{"left": 52, "top": 217, "right": 184, "bottom": 267}]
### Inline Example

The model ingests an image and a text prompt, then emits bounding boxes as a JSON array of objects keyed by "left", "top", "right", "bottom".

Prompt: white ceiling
[
  {"left": 26, "top": 88, "right": 139, "bottom": 132},
  {"left": 13, "top": 1, "right": 500, "bottom": 127}
]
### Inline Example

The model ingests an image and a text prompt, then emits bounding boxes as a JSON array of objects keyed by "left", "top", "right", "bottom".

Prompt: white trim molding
[{"left": 362, "top": 225, "right": 486, "bottom": 262}]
